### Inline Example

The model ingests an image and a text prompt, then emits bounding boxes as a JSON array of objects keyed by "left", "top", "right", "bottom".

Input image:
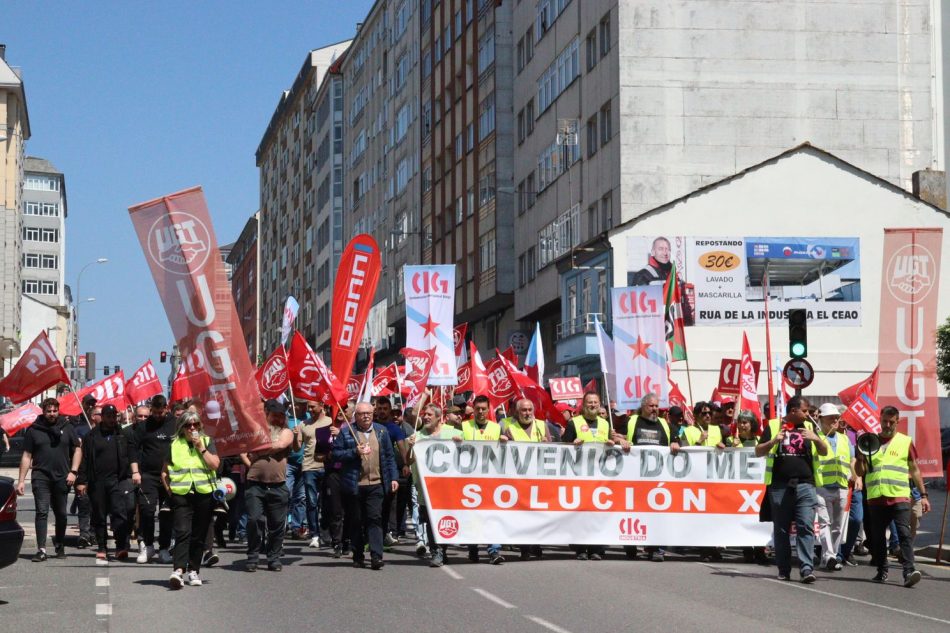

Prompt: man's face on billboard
[{"left": 652, "top": 238, "right": 671, "bottom": 264}]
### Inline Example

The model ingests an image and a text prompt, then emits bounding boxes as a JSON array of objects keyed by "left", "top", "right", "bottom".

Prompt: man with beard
[
  {"left": 76, "top": 404, "right": 135, "bottom": 565},
  {"left": 129, "top": 395, "right": 176, "bottom": 564},
  {"left": 16, "top": 398, "right": 82, "bottom": 561},
  {"left": 71, "top": 394, "right": 98, "bottom": 548},
  {"left": 503, "top": 398, "right": 549, "bottom": 560}
]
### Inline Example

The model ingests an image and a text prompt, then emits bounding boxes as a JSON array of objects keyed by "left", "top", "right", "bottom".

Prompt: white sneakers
[
  {"left": 416, "top": 541, "right": 428, "bottom": 557},
  {"left": 136, "top": 545, "right": 155, "bottom": 564},
  {"left": 169, "top": 569, "right": 202, "bottom": 589},
  {"left": 169, "top": 570, "right": 183, "bottom": 589},
  {"left": 158, "top": 549, "right": 172, "bottom": 565},
  {"left": 384, "top": 533, "right": 398, "bottom": 546},
  {"left": 308, "top": 537, "right": 320, "bottom": 548},
  {"left": 186, "top": 571, "right": 202, "bottom": 586},
  {"left": 95, "top": 552, "right": 109, "bottom": 566}
]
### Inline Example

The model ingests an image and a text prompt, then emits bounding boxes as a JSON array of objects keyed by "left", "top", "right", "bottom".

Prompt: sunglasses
[
  {"left": 700, "top": 410, "right": 711, "bottom": 415},
  {"left": 183, "top": 423, "right": 201, "bottom": 429}
]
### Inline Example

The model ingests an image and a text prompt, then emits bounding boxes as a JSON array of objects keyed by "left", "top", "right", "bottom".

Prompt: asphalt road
[{"left": 3, "top": 470, "right": 949, "bottom": 633}]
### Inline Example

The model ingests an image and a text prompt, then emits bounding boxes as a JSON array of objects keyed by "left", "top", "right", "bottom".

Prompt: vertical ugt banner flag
[
  {"left": 877, "top": 228, "right": 943, "bottom": 477},
  {"left": 129, "top": 186, "right": 268, "bottom": 456},
  {"left": 404, "top": 265, "right": 457, "bottom": 386},
  {"left": 612, "top": 286, "right": 667, "bottom": 410}
]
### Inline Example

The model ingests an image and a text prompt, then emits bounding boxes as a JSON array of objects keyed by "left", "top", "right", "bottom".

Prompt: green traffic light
[{"left": 791, "top": 342, "right": 806, "bottom": 357}]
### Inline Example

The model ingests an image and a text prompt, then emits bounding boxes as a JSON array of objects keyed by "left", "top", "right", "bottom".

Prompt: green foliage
[{"left": 936, "top": 316, "right": 950, "bottom": 392}]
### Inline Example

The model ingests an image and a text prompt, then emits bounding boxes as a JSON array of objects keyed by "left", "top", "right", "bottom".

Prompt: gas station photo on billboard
[{"left": 625, "top": 235, "right": 862, "bottom": 326}]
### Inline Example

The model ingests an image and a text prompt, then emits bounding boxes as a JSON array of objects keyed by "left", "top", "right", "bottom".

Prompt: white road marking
[
  {"left": 471, "top": 587, "right": 516, "bottom": 609},
  {"left": 95, "top": 604, "right": 112, "bottom": 616},
  {"left": 95, "top": 577, "right": 110, "bottom": 587},
  {"left": 525, "top": 615, "right": 574, "bottom": 633},
  {"left": 765, "top": 578, "right": 950, "bottom": 626},
  {"left": 440, "top": 565, "right": 463, "bottom": 580}
]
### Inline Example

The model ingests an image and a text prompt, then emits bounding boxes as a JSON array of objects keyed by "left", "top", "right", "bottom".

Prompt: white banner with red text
[{"left": 416, "top": 441, "right": 770, "bottom": 546}]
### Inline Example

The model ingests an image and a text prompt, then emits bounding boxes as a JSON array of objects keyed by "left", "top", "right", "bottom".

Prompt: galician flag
[
  {"left": 524, "top": 322, "right": 544, "bottom": 386},
  {"left": 663, "top": 262, "right": 688, "bottom": 362}
]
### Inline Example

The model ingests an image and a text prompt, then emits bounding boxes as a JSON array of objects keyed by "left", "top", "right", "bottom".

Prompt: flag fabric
[
  {"left": 485, "top": 357, "right": 520, "bottom": 408},
  {"left": 61, "top": 372, "right": 128, "bottom": 416},
  {"left": 0, "top": 332, "right": 70, "bottom": 403},
  {"left": 404, "top": 265, "right": 457, "bottom": 386},
  {"left": 287, "top": 332, "right": 348, "bottom": 407},
  {"left": 524, "top": 322, "right": 544, "bottom": 385},
  {"left": 357, "top": 348, "right": 375, "bottom": 403},
  {"left": 841, "top": 384, "right": 882, "bottom": 434},
  {"left": 612, "top": 286, "right": 668, "bottom": 410},
  {"left": 128, "top": 186, "right": 267, "bottom": 456},
  {"left": 371, "top": 364, "right": 398, "bottom": 397},
  {"left": 456, "top": 360, "right": 473, "bottom": 392},
  {"left": 331, "top": 235, "right": 381, "bottom": 386},
  {"left": 126, "top": 360, "right": 164, "bottom": 405},
  {"left": 400, "top": 347, "right": 437, "bottom": 402},
  {"left": 877, "top": 228, "right": 943, "bottom": 476},
  {"left": 593, "top": 314, "right": 616, "bottom": 398},
  {"left": 0, "top": 403, "right": 42, "bottom": 436},
  {"left": 453, "top": 323, "right": 468, "bottom": 359},
  {"left": 346, "top": 375, "right": 363, "bottom": 400},
  {"left": 662, "top": 262, "right": 688, "bottom": 362},
  {"left": 667, "top": 372, "right": 694, "bottom": 425},
  {"left": 466, "top": 342, "right": 491, "bottom": 397},
  {"left": 255, "top": 348, "right": 290, "bottom": 400},
  {"left": 838, "top": 367, "right": 879, "bottom": 408},
  {"left": 738, "top": 333, "right": 761, "bottom": 419},
  {"left": 280, "top": 296, "right": 299, "bottom": 346}
]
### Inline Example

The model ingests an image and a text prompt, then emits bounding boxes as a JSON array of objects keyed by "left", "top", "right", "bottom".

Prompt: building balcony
[{"left": 555, "top": 312, "right": 604, "bottom": 366}]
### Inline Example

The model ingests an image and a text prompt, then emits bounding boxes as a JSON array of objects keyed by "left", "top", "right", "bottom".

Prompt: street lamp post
[{"left": 74, "top": 258, "right": 108, "bottom": 380}]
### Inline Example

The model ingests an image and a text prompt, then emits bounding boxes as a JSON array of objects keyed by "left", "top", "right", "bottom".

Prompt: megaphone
[
  {"left": 213, "top": 476, "right": 237, "bottom": 502},
  {"left": 856, "top": 432, "right": 881, "bottom": 457}
]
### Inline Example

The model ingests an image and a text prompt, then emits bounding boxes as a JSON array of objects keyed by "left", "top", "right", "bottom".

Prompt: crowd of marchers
[{"left": 12, "top": 388, "right": 931, "bottom": 589}]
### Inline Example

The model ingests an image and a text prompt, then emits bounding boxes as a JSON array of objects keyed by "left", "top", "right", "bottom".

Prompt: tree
[{"left": 936, "top": 315, "right": 950, "bottom": 392}]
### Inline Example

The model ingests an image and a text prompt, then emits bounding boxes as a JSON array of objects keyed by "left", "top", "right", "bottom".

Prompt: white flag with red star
[
  {"left": 404, "top": 265, "right": 457, "bottom": 386},
  {"left": 611, "top": 286, "right": 668, "bottom": 410}
]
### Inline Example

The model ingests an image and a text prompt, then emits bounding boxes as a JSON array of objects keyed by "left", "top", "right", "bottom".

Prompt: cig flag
[
  {"left": 404, "top": 265, "right": 457, "bottom": 386},
  {"left": 611, "top": 286, "right": 667, "bottom": 409}
]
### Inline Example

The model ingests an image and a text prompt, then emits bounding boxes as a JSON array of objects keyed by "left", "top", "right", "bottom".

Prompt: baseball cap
[
  {"left": 817, "top": 403, "right": 840, "bottom": 418},
  {"left": 101, "top": 404, "right": 118, "bottom": 416},
  {"left": 264, "top": 399, "right": 286, "bottom": 414}
]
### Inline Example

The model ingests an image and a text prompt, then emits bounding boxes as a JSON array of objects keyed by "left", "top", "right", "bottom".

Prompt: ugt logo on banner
[
  {"left": 405, "top": 265, "right": 457, "bottom": 386},
  {"left": 611, "top": 286, "right": 667, "bottom": 410}
]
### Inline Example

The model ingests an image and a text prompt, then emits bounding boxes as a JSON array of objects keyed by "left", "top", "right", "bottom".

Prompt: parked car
[
  {"left": 0, "top": 433, "right": 26, "bottom": 469},
  {"left": 0, "top": 476, "right": 24, "bottom": 569}
]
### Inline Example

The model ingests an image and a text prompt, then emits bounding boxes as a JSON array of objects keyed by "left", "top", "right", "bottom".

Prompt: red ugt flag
[
  {"left": 127, "top": 360, "right": 164, "bottom": 405},
  {"left": 0, "top": 332, "right": 70, "bottom": 403}
]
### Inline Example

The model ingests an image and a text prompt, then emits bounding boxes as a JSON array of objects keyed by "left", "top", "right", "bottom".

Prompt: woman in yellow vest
[{"left": 161, "top": 410, "right": 220, "bottom": 589}]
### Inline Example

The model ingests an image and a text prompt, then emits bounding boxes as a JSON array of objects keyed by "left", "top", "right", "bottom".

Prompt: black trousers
[
  {"left": 137, "top": 473, "right": 172, "bottom": 550},
  {"left": 345, "top": 484, "right": 384, "bottom": 561},
  {"left": 171, "top": 491, "right": 213, "bottom": 572},
  {"left": 394, "top": 477, "right": 412, "bottom": 535},
  {"left": 867, "top": 501, "right": 916, "bottom": 576},
  {"left": 418, "top": 504, "right": 446, "bottom": 556},
  {"left": 322, "top": 471, "right": 347, "bottom": 548},
  {"left": 245, "top": 482, "right": 289, "bottom": 564},
  {"left": 32, "top": 473, "right": 68, "bottom": 550},
  {"left": 89, "top": 479, "right": 132, "bottom": 553}
]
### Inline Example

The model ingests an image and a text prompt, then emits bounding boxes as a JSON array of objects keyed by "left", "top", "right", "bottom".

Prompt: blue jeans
[
  {"left": 769, "top": 482, "right": 818, "bottom": 577},
  {"left": 285, "top": 462, "right": 307, "bottom": 530},
  {"left": 468, "top": 544, "right": 502, "bottom": 556},
  {"left": 302, "top": 469, "right": 324, "bottom": 536},
  {"left": 839, "top": 489, "right": 863, "bottom": 560}
]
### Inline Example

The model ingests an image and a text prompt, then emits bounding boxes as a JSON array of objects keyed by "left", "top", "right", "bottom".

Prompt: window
[
  {"left": 538, "top": 204, "right": 580, "bottom": 268},
  {"left": 455, "top": 133, "right": 464, "bottom": 161},
  {"left": 526, "top": 173, "right": 536, "bottom": 207},
  {"left": 525, "top": 26, "right": 534, "bottom": 63},
  {"left": 601, "top": 191, "right": 613, "bottom": 230},
  {"left": 586, "top": 29, "right": 597, "bottom": 71},
  {"left": 40, "top": 281, "right": 58, "bottom": 295},
  {"left": 467, "top": 187, "right": 475, "bottom": 216},
  {"left": 23, "top": 253, "right": 39, "bottom": 268},
  {"left": 517, "top": 246, "right": 537, "bottom": 286},
  {"left": 586, "top": 113, "right": 598, "bottom": 157},
  {"left": 517, "top": 37, "right": 525, "bottom": 74},
  {"left": 24, "top": 201, "right": 59, "bottom": 216},
  {"left": 455, "top": 196, "right": 464, "bottom": 225},
  {"left": 422, "top": 49, "right": 432, "bottom": 80},
  {"left": 599, "top": 100, "right": 612, "bottom": 145},
  {"left": 393, "top": 102, "right": 412, "bottom": 144},
  {"left": 535, "top": 0, "right": 571, "bottom": 42},
  {"left": 598, "top": 270, "right": 608, "bottom": 316},
  {"left": 567, "top": 280, "right": 577, "bottom": 319},
  {"left": 517, "top": 108, "right": 526, "bottom": 144},
  {"left": 477, "top": 26, "right": 495, "bottom": 74},
  {"left": 421, "top": 100, "right": 432, "bottom": 138},
  {"left": 41, "top": 254, "right": 57, "bottom": 269},
  {"left": 466, "top": 123, "right": 475, "bottom": 152},
  {"left": 537, "top": 37, "right": 579, "bottom": 113},
  {"left": 444, "top": 25, "right": 452, "bottom": 53},
  {"left": 422, "top": 166, "right": 432, "bottom": 193},
  {"left": 526, "top": 99, "right": 535, "bottom": 132},
  {"left": 479, "top": 231, "right": 496, "bottom": 272},
  {"left": 466, "top": 0, "right": 474, "bottom": 23},
  {"left": 22, "top": 279, "right": 40, "bottom": 293},
  {"left": 434, "top": 36, "right": 442, "bottom": 63},
  {"left": 393, "top": 0, "right": 411, "bottom": 42},
  {"left": 582, "top": 277, "right": 591, "bottom": 315},
  {"left": 24, "top": 176, "right": 60, "bottom": 191},
  {"left": 599, "top": 12, "right": 611, "bottom": 58},
  {"left": 478, "top": 170, "right": 496, "bottom": 206},
  {"left": 537, "top": 141, "right": 580, "bottom": 191},
  {"left": 455, "top": 11, "right": 462, "bottom": 38},
  {"left": 395, "top": 157, "right": 411, "bottom": 194},
  {"left": 478, "top": 92, "right": 495, "bottom": 140}
]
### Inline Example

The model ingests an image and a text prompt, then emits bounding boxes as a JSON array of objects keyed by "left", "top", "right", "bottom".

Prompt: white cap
[
  {"left": 204, "top": 399, "right": 222, "bottom": 420},
  {"left": 817, "top": 402, "right": 840, "bottom": 418}
]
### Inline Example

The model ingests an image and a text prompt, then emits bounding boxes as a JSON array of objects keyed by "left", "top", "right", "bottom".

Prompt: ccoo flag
[{"left": 331, "top": 235, "right": 381, "bottom": 386}]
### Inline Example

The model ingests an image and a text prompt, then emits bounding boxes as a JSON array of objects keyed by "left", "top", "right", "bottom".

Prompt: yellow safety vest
[
  {"left": 865, "top": 433, "right": 912, "bottom": 500},
  {"left": 506, "top": 419, "right": 546, "bottom": 442},
  {"left": 571, "top": 415, "right": 609, "bottom": 442},
  {"left": 462, "top": 419, "right": 501, "bottom": 441},
  {"left": 624, "top": 414, "right": 671, "bottom": 444},
  {"left": 764, "top": 418, "right": 824, "bottom": 487},
  {"left": 168, "top": 436, "right": 215, "bottom": 495},
  {"left": 818, "top": 431, "right": 852, "bottom": 488},
  {"left": 682, "top": 424, "right": 722, "bottom": 447}
]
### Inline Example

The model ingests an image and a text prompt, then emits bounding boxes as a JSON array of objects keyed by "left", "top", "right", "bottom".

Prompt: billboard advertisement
[{"left": 626, "top": 236, "right": 861, "bottom": 326}]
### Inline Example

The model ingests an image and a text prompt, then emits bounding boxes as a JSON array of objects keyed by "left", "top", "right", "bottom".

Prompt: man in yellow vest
[
  {"left": 503, "top": 398, "right": 549, "bottom": 561},
  {"left": 681, "top": 404, "right": 726, "bottom": 448},
  {"left": 755, "top": 396, "right": 828, "bottom": 583},
  {"left": 855, "top": 406, "right": 930, "bottom": 587},
  {"left": 563, "top": 391, "right": 614, "bottom": 560},
  {"left": 814, "top": 403, "right": 854, "bottom": 572},
  {"left": 461, "top": 395, "right": 506, "bottom": 564}
]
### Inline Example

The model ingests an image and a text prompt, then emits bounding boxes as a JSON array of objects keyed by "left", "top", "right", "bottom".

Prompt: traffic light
[
  {"left": 160, "top": 351, "right": 167, "bottom": 363},
  {"left": 114, "top": 365, "right": 120, "bottom": 373},
  {"left": 104, "top": 365, "right": 111, "bottom": 376},
  {"left": 788, "top": 308, "right": 808, "bottom": 359}
]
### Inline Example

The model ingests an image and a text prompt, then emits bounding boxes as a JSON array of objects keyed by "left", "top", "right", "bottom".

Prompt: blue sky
[{"left": 5, "top": 1, "right": 371, "bottom": 382}]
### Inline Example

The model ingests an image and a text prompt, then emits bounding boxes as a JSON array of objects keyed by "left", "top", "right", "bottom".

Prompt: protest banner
[
  {"left": 416, "top": 441, "right": 770, "bottom": 546},
  {"left": 405, "top": 265, "right": 457, "bottom": 386},
  {"left": 611, "top": 286, "right": 667, "bottom": 409}
]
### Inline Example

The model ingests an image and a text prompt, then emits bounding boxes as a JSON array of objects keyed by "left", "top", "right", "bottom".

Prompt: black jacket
[{"left": 77, "top": 425, "right": 133, "bottom": 486}]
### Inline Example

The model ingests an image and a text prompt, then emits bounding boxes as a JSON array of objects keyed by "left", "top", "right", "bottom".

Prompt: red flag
[
  {"left": 0, "top": 332, "right": 70, "bottom": 403},
  {"left": 170, "top": 364, "right": 212, "bottom": 403},
  {"left": 346, "top": 374, "right": 363, "bottom": 399},
  {"left": 841, "top": 384, "right": 882, "bottom": 434},
  {"left": 357, "top": 348, "right": 375, "bottom": 403},
  {"left": 129, "top": 186, "right": 267, "bottom": 456},
  {"left": 456, "top": 360, "right": 473, "bottom": 392},
  {"left": 331, "top": 234, "right": 381, "bottom": 386},
  {"left": 467, "top": 342, "right": 491, "bottom": 397},
  {"left": 499, "top": 346, "right": 518, "bottom": 366},
  {"left": 739, "top": 333, "right": 761, "bottom": 419},
  {"left": 662, "top": 262, "right": 688, "bottom": 361},
  {"left": 668, "top": 372, "right": 694, "bottom": 425},
  {"left": 0, "top": 403, "right": 42, "bottom": 436},
  {"left": 400, "top": 347, "right": 436, "bottom": 400},
  {"left": 60, "top": 372, "right": 128, "bottom": 416},
  {"left": 287, "top": 332, "right": 348, "bottom": 407},
  {"left": 838, "top": 367, "right": 879, "bottom": 408},
  {"left": 255, "top": 348, "right": 290, "bottom": 400},
  {"left": 371, "top": 364, "right": 398, "bottom": 397},
  {"left": 485, "top": 357, "right": 519, "bottom": 407},
  {"left": 453, "top": 323, "right": 468, "bottom": 358},
  {"left": 127, "top": 360, "right": 164, "bottom": 405}
]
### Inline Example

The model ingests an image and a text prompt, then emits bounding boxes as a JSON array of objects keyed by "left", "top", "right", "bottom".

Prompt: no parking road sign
[{"left": 783, "top": 358, "right": 814, "bottom": 389}]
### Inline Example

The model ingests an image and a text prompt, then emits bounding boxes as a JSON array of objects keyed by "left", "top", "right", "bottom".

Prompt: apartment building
[
  {"left": 256, "top": 40, "right": 351, "bottom": 356},
  {"left": 0, "top": 44, "right": 31, "bottom": 369},
  {"left": 511, "top": 0, "right": 942, "bottom": 377},
  {"left": 227, "top": 213, "right": 260, "bottom": 362},
  {"left": 417, "top": 0, "right": 519, "bottom": 355}
]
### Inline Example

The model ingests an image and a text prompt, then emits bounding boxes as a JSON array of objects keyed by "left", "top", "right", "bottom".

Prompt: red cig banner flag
[
  {"left": 0, "top": 331, "right": 70, "bottom": 403},
  {"left": 877, "top": 228, "right": 942, "bottom": 477},
  {"left": 129, "top": 186, "right": 268, "bottom": 456}
]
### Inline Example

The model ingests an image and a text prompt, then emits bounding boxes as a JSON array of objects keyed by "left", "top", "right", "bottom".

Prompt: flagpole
[
  {"left": 280, "top": 329, "right": 299, "bottom": 420},
  {"left": 763, "top": 262, "right": 776, "bottom": 419},
  {"left": 67, "top": 384, "right": 93, "bottom": 428}
]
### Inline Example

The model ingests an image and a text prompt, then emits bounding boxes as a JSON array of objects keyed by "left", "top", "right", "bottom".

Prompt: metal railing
[{"left": 556, "top": 312, "right": 605, "bottom": 340}]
